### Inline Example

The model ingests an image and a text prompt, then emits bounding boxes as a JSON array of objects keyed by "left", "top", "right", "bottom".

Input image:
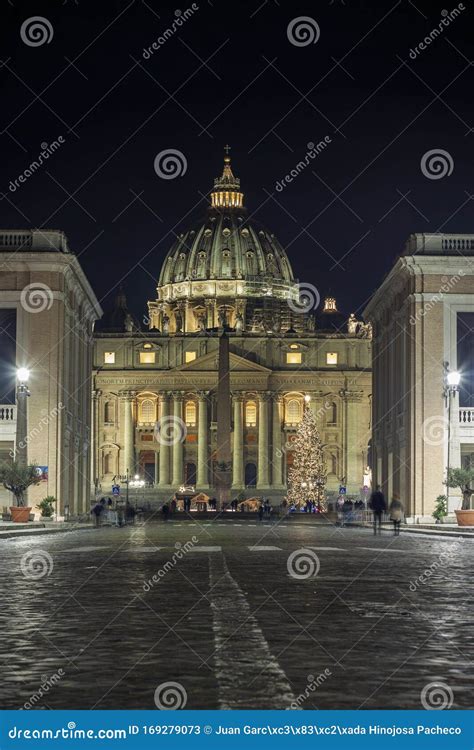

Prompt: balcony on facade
[{"left": 0, "top": 404, "right": 16, "bottom": 445}]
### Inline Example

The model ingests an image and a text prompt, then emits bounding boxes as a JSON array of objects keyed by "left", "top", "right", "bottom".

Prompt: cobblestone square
[{"left": 0, "top": 519, "right": 472, "bottom": 710}]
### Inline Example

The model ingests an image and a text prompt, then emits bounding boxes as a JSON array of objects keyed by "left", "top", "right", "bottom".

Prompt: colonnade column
[
  {"left": 91, "top": 389, "right": 101, "bottom": 493},
  {"left": 171, "top": 391, "right": 185, "bottom": 487},
  {"left": 121, "top": 391, "right": 136, "bottom": 476},
  {"left": 272, "top": 394, "right": 284, "bottom": 488},
  {"left": 232, "top": 393, "right": 244, "bottom": 488},
  {"left": 158, "top": 392, "right": 171, "bottom": 487},
  {"left": 197, "top": 391, "right": 210, "bottom": 488},
  {"left": 257, "top": 392, "right": 270, "bottom": 488},
  {"left": 345, "top": 391, "right": 363, "bottom": 493}
]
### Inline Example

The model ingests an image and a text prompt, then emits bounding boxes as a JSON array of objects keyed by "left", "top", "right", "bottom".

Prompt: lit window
[
  {"left": 104, "top": 351, "right": 115, "bottom": 364},
  {"left": 245, "top": 401, "right": 257, "bottom": 427},
  {"left": 140, "top": 399, "right": 155, "bottom": 423},
  {"left": 139, "top": 352, "right": 155, "bottom": 364},
  {"left": 143, "top": 343, "right": 152, "bottom": 349},
  {"left": 286, "top": 398, "right": 302, "bottom": 424},
  {"left": 326, "top": 352, "right": 338, "bottom": 365},
  {"left": 289, "top": 343, "right": 299, "bottom": 350},
  {"left": 185, "top": 400, "right": 196, "bottom": 426},
  {"left": 185, "top": 351, "right": 197, "bottom": 363},
  {"left": 286, "top": 352, "right": 302, "bottom": 364}
]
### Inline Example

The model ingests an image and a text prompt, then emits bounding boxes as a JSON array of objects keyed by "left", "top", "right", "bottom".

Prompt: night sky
[{"left": 1, "top": 0, "right": 473, "bottom": 323}]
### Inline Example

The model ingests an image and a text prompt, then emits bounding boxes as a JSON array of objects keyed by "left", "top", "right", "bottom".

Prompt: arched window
[
  {"left": 286, "top": 398, "right": 302, "bottom": 425},
  {"left": 245, "top": 400, "right": 257, "bottom": 427},
  {"left": 327, "top": 402, "right": 337, "bottom": 424},
  {"left": 185, "top": 400, "right": 196, "bottom": 426},
  {"left": 104, "top": 401, "right": 115, "bottom": 423},
  {"left": 104, "top": 453, "right": 114, "bottom": 475},
  {"left": 140, "top": 399, "right": 155, "bottom": 423}
]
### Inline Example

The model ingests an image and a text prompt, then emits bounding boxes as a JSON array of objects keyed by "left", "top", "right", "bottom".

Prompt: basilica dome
[{"left": 148, "top": 152, "right": 302, "bottom": 334}]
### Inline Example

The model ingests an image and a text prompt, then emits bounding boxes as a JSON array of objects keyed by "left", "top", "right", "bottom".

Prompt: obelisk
[{"left": 215, "top": 329, "right": 232, "bottom": 509}]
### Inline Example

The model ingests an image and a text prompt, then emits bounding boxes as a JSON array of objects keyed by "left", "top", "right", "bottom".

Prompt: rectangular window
[
  {"left": 326, "top": 352, "right": 338, "bottom": 365},
  {"left": 139, "top": 352, "right": 155, "bottom": 364},
  {"left": 104, "top": 351, "right": 115, "bottom": 364},
  {"left": 185, "top": 351, "right": 197, "bottom": 363},
  {"left": 286, "top": 352, "right": 302, "bottom": 364}
]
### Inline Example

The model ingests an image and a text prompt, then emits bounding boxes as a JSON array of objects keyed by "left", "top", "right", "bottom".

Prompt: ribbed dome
[
  {"left": 158, "top": 152, "right": 295, "bottom": 288},
  {"left": 148, "top": 150, "right": 302, "bottom": 334},
  {"left": 158, "top": 212, "right": 295, "bottom": 287}
]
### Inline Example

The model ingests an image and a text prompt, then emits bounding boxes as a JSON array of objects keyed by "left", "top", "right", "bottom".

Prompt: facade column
[
  {"left": 171, "top": 391, "right": 185, "bottom": 487},
  {"left": 345, "top": 391, "right": 364, "bottom": 494},
  {"left": 272, "top": 394, "right": 285, "bottom": 488},
  {"left": 257, "top": 392, "right": 270, "bottom": 488},
  {"left": 121, "top": 391, "right": 136, "bottom": 476},
  {"left": 154, "top": 451, "right": 159, "bottom": 486},
  {"left": 197, "top": 391, "right": 210, "bottom": 488},
  {"left": 158, "top": 392, "right": 171, "bottom": 487},
  {"left": 91, "top": 389, "right": 101, "bottom": 494},
  {"left": 232, "top": 393, "right": 244, "bottom": 488}
]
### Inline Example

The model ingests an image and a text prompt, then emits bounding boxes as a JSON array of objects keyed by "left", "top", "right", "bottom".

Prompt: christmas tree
[{"left": 287, "top": 400, "right": 327, "bottom": 509}]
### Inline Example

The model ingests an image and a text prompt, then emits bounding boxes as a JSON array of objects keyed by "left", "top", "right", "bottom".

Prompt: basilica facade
[{"left": 92, "top": 154, "right": 372, "bottom": 501}]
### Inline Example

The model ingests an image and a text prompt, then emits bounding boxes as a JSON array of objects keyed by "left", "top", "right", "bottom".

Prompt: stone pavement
[{"left": 0, "top": 519, "right": 472, "bottom": 710}]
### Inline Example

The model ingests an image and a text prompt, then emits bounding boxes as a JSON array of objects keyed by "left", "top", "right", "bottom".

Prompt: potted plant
[
  {"left": 37, "top": 496, "right": 56, "bottom": 521},
  {"left": 446, "top": 466, "right": 474, "bottom": 527},
  {"left": 432, "top": 495, "right": 448, "bottom": 524},
  {"left": 0, "top": 462, "right": 42, "bottom": 522}
]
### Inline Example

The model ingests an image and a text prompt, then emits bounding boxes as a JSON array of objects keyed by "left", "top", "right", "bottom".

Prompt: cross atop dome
[{"left": 211, "top": 146, "right": 244, "bottom": 210}]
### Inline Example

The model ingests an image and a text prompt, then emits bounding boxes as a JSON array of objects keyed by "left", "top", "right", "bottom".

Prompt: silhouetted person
[
  {"left": 389, "top": 495, "right": 404, "bottom": 536},
  {"left": 162, "top": 503, "right": 170, "bottom": 522},
  {"left": 258, "top": 504, "right": 264, "bottom": 522},
  {"left": 369, "top": 486, "right": 387, "bottom": 535}
]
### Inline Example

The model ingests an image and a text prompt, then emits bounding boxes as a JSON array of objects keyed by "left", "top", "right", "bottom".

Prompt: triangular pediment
[{"left": 174, "top": 350, "right": 271, "bottom": 373}]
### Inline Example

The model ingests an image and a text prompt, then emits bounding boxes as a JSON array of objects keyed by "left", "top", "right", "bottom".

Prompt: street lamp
[
  {"left": 444, "top": 363, "right": 461, "bottom": 510},
  {"left": 15, "top": 367, "right": 30, "bottom": 469}
]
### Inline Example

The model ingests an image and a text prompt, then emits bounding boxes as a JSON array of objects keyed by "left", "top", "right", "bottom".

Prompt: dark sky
[{"left": 1, "top": 0, "right": 473, "bottom": 322}]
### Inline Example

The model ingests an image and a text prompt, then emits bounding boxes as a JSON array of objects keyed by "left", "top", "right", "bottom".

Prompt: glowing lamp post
[
  {"left": 15, "top": 367, "right": 30, "bottom": 469},
  {"left": 444, "top": 364, "right": 461, "bottom": 509}
]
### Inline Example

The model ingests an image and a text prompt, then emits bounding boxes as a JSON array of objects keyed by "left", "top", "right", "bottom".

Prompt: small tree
[
  {"left": 37, "top": 496, "right": 56, "bottom": 518},
  {"left": 0, "top": 462, "right": 42, "bottom": 507},
  {"left": 432, "top": 495, "right": 448, "bottom": 522},
  {"left": 446, "top": 467, "right": 474, "bottom": 511}
]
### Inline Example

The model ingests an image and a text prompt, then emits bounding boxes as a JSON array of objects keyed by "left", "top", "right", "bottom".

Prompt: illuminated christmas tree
[{"left": 287, "top": 397, "right": 327, "bottom": 509}]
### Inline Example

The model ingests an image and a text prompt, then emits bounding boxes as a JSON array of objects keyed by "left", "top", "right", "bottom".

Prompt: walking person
[
  {"left": 162, "top": 502, "right": 170, "bottom": 522},
  {"left": 91, "top": 499, "right": 104, "bottom": 528},
  {"left": 389, "top": 494, "right": 404, "bottom": 536},
  {"left": 258, "top": 503, "right": 264, "bottom": 522},
  {"left": 336, "top": 495, "right": 345, "bottom": 527},
  {"left": 369, "top": 485, "right": 387, "bottom": 535}
]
